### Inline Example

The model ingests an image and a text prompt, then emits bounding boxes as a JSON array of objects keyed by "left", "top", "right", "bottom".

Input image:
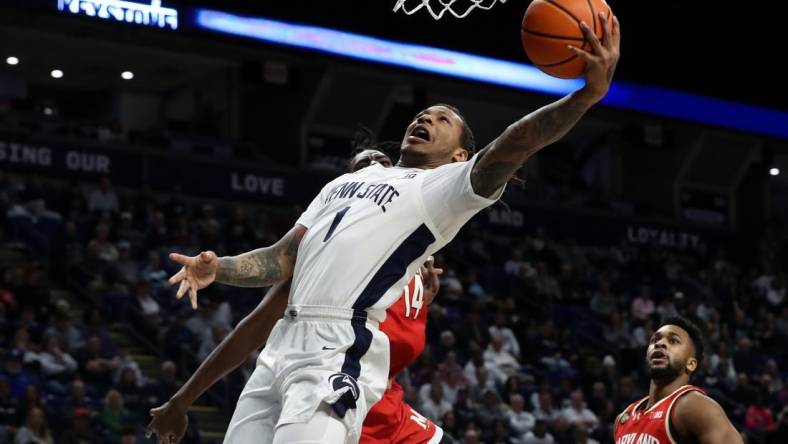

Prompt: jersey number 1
[{"left": 323, "top": 206, "right": 350, "bottom": 242}]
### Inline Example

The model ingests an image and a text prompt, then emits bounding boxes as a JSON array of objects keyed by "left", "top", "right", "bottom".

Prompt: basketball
[{"left": 522, "top": 0, "right": 613, "bottom": 78}]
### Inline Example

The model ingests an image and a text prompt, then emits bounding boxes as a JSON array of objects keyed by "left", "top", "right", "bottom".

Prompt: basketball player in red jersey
[
  {"left": 147, "top": 149, "right": 450, "bottom": 444},
  {"left": 614, "top": 316, "right": 743, "bottom": 444}
]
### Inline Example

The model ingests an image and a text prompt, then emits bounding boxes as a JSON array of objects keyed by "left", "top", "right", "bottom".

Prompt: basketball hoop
[{"left": 393, "top": 0, "right": 507, "bottom": 20}]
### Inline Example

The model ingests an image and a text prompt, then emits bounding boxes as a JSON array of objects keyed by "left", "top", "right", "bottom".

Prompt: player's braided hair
[{"left": 434, "top": 103, "right": 476, "bottom": 156}]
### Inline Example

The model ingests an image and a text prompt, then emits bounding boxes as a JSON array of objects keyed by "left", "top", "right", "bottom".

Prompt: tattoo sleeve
[
  {"left": 470, "top": 89, "right": 596, "bottom": 198},
  {"left": 215, "top": 225, "right": 306, "bottom": 288}
]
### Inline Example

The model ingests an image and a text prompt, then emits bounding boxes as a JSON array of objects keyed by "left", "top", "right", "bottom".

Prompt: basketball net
[{"left": 393, "top": 0, "right": 506, "bottom": 20}]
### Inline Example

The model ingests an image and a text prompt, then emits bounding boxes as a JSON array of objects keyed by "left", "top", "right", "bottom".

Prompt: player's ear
[
  {"left": 451, "top": 147, "right": 469, "bottom": 162},
  {"left": 686, "top": 357, "right": 698, "bottom": 374}
]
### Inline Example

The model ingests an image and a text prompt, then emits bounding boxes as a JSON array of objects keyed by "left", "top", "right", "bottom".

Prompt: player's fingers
[
  {"left": 168, "top": 252, "right": 192, "bottom": 266},
  {"left": 188, "top": 283, "right": 198, "bottom": 310},
  {"left": 168, "top": 267, "right": 186, "bottom": 285},
  {"left": 567, "top": 45, "right": 594, "bottom": 63},
  {"left": 611, "top": 15, "right": 621, "bottom": 47},
  {"left": 199, "top": 250, "right": 216, "bottom": 263},
  {"left": 579, "top": 21, "right": 603, "bottom": 55},
  {"left": 434, "top": 267, "right": 444, "bottom": 275},
  {"left": 599, "top": 12, "right": 612, "bottom": 49},
  {"left": 176, "top": 280, "right": 189, "bottom": 299}
]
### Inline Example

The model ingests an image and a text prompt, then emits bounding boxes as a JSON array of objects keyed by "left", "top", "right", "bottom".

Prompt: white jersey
[{"left": 292, "top": 157, "right": 504, "bottom": 321}]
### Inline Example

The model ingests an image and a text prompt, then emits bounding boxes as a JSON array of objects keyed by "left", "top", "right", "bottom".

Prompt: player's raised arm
[
  {"left": 168, "top": 224, "right": 307, "bottom": 307},
  {"left": 470, "top": 12, "right": 620, "bottom": 197},
  {"left": 672, "top": 391, "right": 744, "bottom": 444}
]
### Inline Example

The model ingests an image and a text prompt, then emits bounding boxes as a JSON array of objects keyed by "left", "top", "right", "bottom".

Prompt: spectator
[
  {"left": 589, "top": 279, "right": 617, "bottom": 318},
  {"left": 484, "top": 334, "right": 520, "bottom": 377},
  {"left": 98, "top": 390, "right": 134, "bottom": 442},
  {"left": 562, "top": 390, "right": 599, "bottom": 430},
  {"left": 0, "top": 376, "right": 19, "bottom": 440},
  {"left": 475, "top": 389, "right": 506, "bottom": 430},
  {"left": 43, "top": 312, "right": 84, "bottom": 353},
  {"left": 114, "top": 242, "right": 139, "bottom": 286},
  {"left": 38, "top": 336, "right": 78, "bottom": 390},
  {"left": 81, "top": 309, "right": 116, "bottom": 356},
  {"left": 463, "top": 427, "right": 481, "bottom": 444},
  {"left": 420, "top": 382, "right": 452, "bottom": 422},
  {"left": 522, "top": 419, "right": 555, "bottom": 444},
  {"left": 87, "top": 177, "right": 119, "bottom": 213},
  {"left": 59, "top": 407, "right": 97, "bottom": 444},
  {"left": 489, "top": 312, "right": 521, "bottom": 358},
  {"left": 630, "top": 285, "right": 655, "bottom": 321},
  {"left": 87, "top": 224, "right": 118, "bottom": 263},
  {"left": 141, "top": 252, "right": 168, "bottom": 291},
  {"left": 508, "top": 394, "right": 536, "bottom": 437},
  {"left": 656, "top": 297, "right": 679, "bottom": 319},
  {"left": 62, "top": 379, "right": 96, "bottom": 419},
  {"left": 572, "top": 423, "right": 600, "bottom": 444},
  {"left": 146, "top": 361, "right": 179, "bottom": 408},
  {"left": 745, "top": 391, "right": 776, "bottom": 434},
  {"left": 14, "top": 406, "right": 53, "bottom": 444},
  {"left": 134, "top": 281, "right": 161, "bottom": 323},
  {"left": 533, "top": 391, "right": 560, "bottom": 425},
  {"left": 76, "top": 335, "right": 118, "bottom": 391}
]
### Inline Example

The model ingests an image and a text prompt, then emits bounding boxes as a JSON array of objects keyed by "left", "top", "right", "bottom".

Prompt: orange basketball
[{"left": 522, "top": 0, "right": 612, "bottom": 79}]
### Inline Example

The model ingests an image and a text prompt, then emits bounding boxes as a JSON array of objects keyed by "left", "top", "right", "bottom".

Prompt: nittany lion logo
[{"left": 329, "top": 373, "right": 360, "bottom": 401}]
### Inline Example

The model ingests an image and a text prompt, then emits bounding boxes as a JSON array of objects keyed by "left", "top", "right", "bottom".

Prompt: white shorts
[{"left": 224, "top": 305, "right": 391, "bottom": 444}]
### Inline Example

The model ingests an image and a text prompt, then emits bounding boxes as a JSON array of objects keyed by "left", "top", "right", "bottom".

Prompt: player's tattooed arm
[
  {"left": 215, "top": 225, "right": 306, "bottom": 287},
  {"left": 470, "top": 12, "right": 620, "bottom": 198},
  {"left": 471, "top": 91, "right": 594, "bottom": 197}
]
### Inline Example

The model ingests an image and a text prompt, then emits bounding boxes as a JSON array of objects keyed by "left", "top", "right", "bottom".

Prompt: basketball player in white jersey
[{"left": 167, "top": 12, "right": 619, "bottom": 444}]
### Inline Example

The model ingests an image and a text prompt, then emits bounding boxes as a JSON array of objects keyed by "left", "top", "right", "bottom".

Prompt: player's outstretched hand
[
  {"left": 422, "top": 256, "right": 444, "bottom": 304},
  {"left": 168, "top": 251, "right": 219, "bottom": 309},
  {"left": 568, "top": 11, "right": 620, "bottom": 101},
  {"left": 146, "top": 400, "right": 188, "bottom": 444}
]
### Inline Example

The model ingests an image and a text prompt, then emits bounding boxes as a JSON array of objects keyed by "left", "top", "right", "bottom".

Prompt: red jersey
[
  {"left": 614, "top": 385, "right": 706, "bottom": 444},
  {"left": 362, "top": 271, "right": 441, "bottom": 444},
  {"left": 379, "top": 270, "right": 428, "bottom": 377}
]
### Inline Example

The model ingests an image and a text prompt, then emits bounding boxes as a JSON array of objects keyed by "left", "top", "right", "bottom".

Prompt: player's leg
[
  {"left": 272, "top": 404, "right": 348, "bottom": 444},
  {"left": 224, "top": 364, "right": 281, "bottom": 444}
]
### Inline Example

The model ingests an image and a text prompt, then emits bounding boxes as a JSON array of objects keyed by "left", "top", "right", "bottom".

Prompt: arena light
[
  {"left": 121, "top": 70, "right": 134, "bottom": 80},
  {"left": 194, "top": 8, "right": 788, "bottom": 139},
  {"left": 50, "top": 69, "right": 64, "bottom": 79},
  {"left": 6, "top": 56, "right": 19, "bottom": 66},
  {"left": 770, "top": 167, "right": 781, "bottom": 176},
  {"left": 194, "top": 9, "right": 582, "bottom": 97}
]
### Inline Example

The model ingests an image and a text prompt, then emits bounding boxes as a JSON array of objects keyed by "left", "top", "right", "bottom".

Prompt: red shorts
[{"left": 361, "top": 381, "right": 443, "bottom": 444}]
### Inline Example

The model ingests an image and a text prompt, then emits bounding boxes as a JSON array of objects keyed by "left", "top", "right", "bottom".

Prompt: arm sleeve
[{"left": 420, "top": 157, "right": 506, "bottom": 240}]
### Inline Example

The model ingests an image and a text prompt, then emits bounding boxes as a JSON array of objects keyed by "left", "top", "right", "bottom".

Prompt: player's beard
[{"left": 648, "top": 357, "right": 682, "bottom": 381}]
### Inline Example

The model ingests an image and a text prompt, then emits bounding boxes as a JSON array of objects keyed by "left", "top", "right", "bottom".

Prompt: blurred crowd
[{"left": 1, "top": 172, "right": 786, "bottom": 444}]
